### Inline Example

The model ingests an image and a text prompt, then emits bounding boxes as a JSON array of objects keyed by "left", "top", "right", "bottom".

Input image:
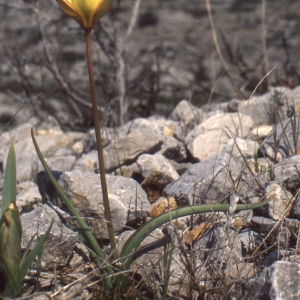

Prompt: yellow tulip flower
[{"left": 56, "top": 0, "right": 114, "bottom": 30}]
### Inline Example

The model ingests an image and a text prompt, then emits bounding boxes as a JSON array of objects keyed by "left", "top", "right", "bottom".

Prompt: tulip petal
[
  {"left": 56, "top": 0, "right": 113, "bottom": 29},
  {"left": 92, "top": 0, "right": 114, "bottom": 26}
]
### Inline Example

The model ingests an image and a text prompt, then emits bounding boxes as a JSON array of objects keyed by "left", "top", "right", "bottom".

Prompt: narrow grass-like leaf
[
  {"left": 1, "top": 220, "right": 54, "bottom": 297},
  {"left": 18, "top": 220, "right": 54, "bottom": 283},
  {"left": 19, "top": 233, "right": 40, "bottom": 273},
  {"left": 0, "top": 144, "right": 21, "bottom": 297},
  {"left": 31, "top": 128, "right": 110, "bottom": 271},
  {"left": 0, "top": 258, "right": 21, "bottom": 297},
  {"left": 279, "top": 118, "right": 294, "bottom": 156},
  {"left": 120, "top": 197, "right": 273, "bottom": 270},
  {"left": 0, "top": 203, "right": 22, "bottom": 270},
  {"left": 0, "top": 204, "right": 22, "bottom": 297},
  {"left": 1, "top": 143, "right": 16, "bottom": 217}
]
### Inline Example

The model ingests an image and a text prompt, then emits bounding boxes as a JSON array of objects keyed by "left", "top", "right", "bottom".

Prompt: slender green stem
[{"left": 85, "top": 29, "right": 117, "bottom": 259}]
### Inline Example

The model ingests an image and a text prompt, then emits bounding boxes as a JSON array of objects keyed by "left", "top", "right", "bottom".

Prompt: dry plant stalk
[{"left": 205, "top": 0, "right": 245, "bottom": 99}]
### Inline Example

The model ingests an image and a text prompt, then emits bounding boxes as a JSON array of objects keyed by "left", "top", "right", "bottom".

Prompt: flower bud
[{"left": 56, "top": 0, "right": 114, "bottom": 30}]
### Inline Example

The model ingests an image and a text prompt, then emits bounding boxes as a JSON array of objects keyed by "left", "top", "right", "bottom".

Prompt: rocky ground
[
  {"left": 1, "top": 0, "right": 300, "bottom": 299},
  {"left": 1, "top": 85, "right": 300, "bottom": 298}
]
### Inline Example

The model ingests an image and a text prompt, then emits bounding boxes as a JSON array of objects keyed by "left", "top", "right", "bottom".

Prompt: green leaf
[
  {"left": 0, "top": 203, "right": 22, "bottom": 274},
  {"left": 0, "top": 208, "right": 22, "bottom": 297},
  {"left": 21, "top": 233, "right": 41, "bottom": 265},
  {"left": 1, "top": 220, "right": 54, "bottom": 297},
  {"left": 18, "top": 220, "right": 54, "bottom": 283},
  {"left": 1, "top": 143, "right": 16, "bottom": 217},
  {"left": 31, "top": 128, "right": 110, "bottom": 270},
  {"left": 0, "top": 144, "right": 21, "bottom": 297},
  {"left": 120, "top": 197, "right": 273, "bottom": 270}
]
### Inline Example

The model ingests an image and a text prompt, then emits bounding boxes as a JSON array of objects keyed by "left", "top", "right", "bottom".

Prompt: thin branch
[
  {"left": 116, "top": 0, "right": 141, "bottom": 125},
  {"left": 205, "top": 0, "right": 245, "bottom": 99},
  {"left": 261, "top": 0, "right": 270, "bottom": 88},
  {"left": 35, "top": 4, "right": 105, "bottom": 115}
]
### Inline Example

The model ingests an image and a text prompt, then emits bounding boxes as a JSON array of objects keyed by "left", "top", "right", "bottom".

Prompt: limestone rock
[
  {"left": 164, "top": 152, "right": 240, "bottom": 205},
  {"left": 233, "top": 261, "right": 300, "bottom": 299},
  {"left": 72, "top": 150, "right": 99, "bottom": 173},
  {"left": 16, "top": 183, "right": 42, "bottom": 213},
  {"left": 103, "top": 127, "right": 163, "bottom": 172},
  {"left": 273, "top": 155, "right": 300, "bottom": 191},
  {"left": 251, "top": 216, "right": 291, "bottom": 247},
  {"left": 260, "top": 118, "right": 300, "bottom": 161},
  {"left": 37, "top": 171, "right": 150, "bottom": 239},
  {"left": 259, "top": 182, "right": 293, "bottom": 220},
  {"left": 223, "top": 137, "right": 259, "bottom": 161},
  {"left": 169, "top": 99, "right": 202, "bottom": 128},
  {"left": 21, "top": 204, "right": 78, "bottom": 270},
  {"left": 137, "top": 153, "right": 179, "bottom": 181},
  {"left": 186, "top": 112, "right": 254, "bottom": 161}
]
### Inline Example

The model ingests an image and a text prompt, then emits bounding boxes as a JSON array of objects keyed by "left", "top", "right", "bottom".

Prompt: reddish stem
[{"left": 85, "top": 28, "right": 117, "bottom": 258}]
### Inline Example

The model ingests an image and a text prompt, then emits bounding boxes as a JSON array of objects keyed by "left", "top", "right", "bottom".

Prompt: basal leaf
[
  {"left": 31, "top": 128, "right": 110, "bottom": 269},
  {"left": 1, "top": 143, "right": 16, "bottom": 217}
]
